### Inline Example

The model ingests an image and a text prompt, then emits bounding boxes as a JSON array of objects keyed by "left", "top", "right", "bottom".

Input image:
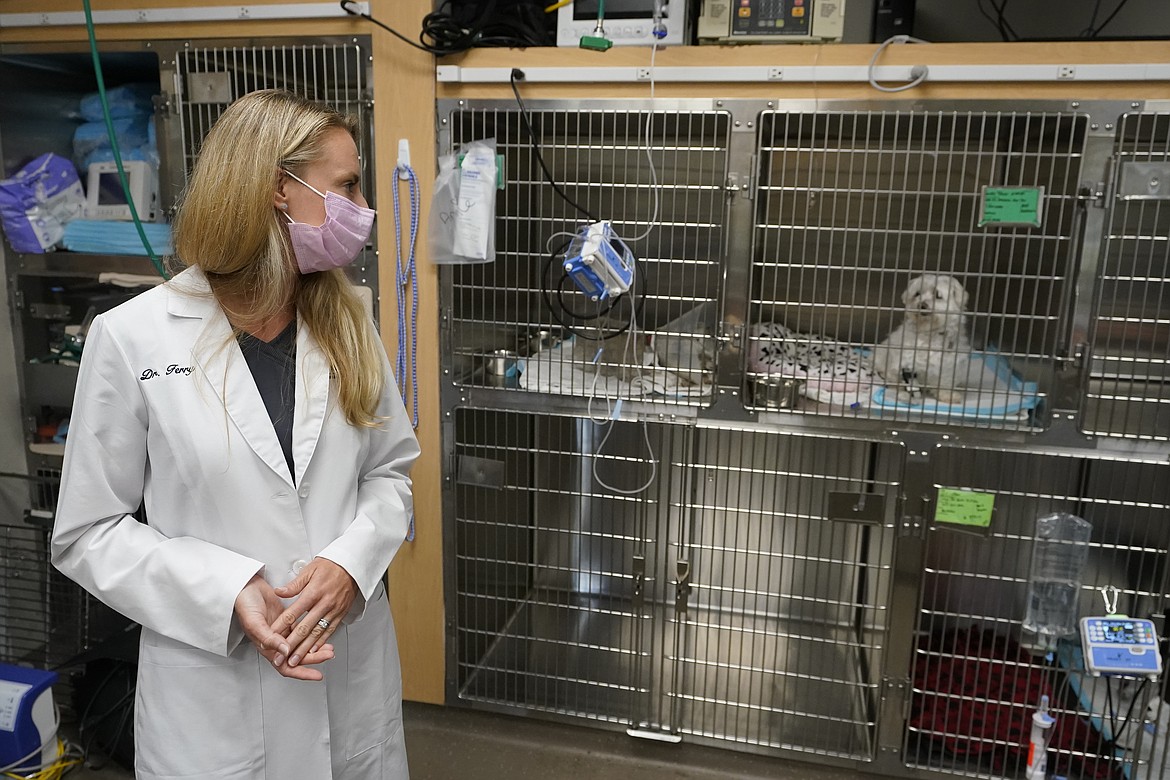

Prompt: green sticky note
[
  {"left": 979, "top": 186, "right": 1044, "bottom": 227},
  {"left": 935, "top": 488, "right": 995, "bottom": 528}
]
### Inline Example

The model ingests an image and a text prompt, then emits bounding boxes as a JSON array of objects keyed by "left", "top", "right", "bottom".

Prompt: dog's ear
[
  {"left": 949, "top": 277, "right": 969, "bottom": 309},
  {"left": 902, "top": 277, "right": 920, "bottom": 306}
]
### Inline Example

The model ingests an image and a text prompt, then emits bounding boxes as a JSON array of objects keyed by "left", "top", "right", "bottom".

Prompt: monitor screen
[
  {"left": 573, "top": 0, "right": 664, "bottom": 21},
  {"left": 96, "top": 172, "right": 129, "bottom": 206}
]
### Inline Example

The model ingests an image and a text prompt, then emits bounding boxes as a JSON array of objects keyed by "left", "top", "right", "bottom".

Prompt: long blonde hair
[{"left": 172, "top": 89, "right": 383, "bottom": 428}]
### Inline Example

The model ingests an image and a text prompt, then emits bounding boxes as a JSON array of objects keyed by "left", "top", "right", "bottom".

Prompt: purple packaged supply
[{"left": 0, "top": 153, "right": 86, "bottom": 253}]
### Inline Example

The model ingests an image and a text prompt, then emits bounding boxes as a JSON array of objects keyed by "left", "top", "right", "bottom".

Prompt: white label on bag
[
  {"left": 453, "top": 145, "right": 496, "bottom": 260},
  {"left": 0, "top": 680, "right": 32, "bottom": 732}
]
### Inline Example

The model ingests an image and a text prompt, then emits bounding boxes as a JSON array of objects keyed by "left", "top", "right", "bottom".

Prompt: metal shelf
[{"left": 11, "top": 251, "right": 167, "bottom": 279}]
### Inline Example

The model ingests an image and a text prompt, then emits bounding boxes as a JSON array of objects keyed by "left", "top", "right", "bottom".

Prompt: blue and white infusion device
[
  {"left": 563, "top": 221, "right": 636, "bottom": 302},
  {"left": 1080, "top": 616, "right": 1163, "bottom": 678},
  {"left": 0, "top": 663, "right": 58, "bottom": 774}
]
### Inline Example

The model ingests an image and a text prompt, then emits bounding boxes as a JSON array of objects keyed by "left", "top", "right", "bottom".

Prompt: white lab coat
[{"left": 52, "top": 266, "right": 420, "bottom": 780}]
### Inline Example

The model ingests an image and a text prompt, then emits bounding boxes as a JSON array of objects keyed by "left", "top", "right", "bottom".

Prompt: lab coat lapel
[
  {"left": 166, "top": 270, "right": 295, "bottom": 487},
  {"left": 292, "top": 313, "right": 329, "bottom": 487}
]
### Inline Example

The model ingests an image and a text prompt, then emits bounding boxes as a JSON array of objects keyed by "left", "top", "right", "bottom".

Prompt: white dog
[{"left": 871, "top": 274, "right": 997, "bottom": 406}]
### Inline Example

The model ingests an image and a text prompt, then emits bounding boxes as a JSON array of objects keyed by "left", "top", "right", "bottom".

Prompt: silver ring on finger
[{"left": 317, "top": 617, "right": 331, "bottom": 631}]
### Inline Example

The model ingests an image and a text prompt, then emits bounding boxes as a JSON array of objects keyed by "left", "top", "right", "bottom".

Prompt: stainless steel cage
[
  {"left": 746, "top": 109, "right": 1087, "bottom": 430},
  {"left": 451, "top": 408, "right": 902, "bottom": 760},
  {"left": 909, "top": 448, "right": 1170, "bottom": 779},
  {"left": 169, "top": 40, "right": 379, "bottom": 313},
  {"left": 442, "top": 103, "right": 730, "bottom": 406},
  {"left": 1083, "top": 112, "right": 1170, "bottom": 440},
  {"left": 440, "top": 97, "right": 1170, "bottom": 779}
]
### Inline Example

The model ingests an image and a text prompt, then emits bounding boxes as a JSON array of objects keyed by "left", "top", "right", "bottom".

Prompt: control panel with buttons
[
  {"left": 698, "top": 0, "right": 846, "bottom": 43},
  {"left": 1080, "top": 617, "right": 1163, "bottom": 678}
]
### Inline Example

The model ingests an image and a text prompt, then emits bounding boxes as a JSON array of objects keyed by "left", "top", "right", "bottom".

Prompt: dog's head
[{"left": 901, "top": 274, "right": 968, "bottom": 326}]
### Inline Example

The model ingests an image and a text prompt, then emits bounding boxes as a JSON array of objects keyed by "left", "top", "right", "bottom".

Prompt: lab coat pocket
[
  {"left": 343, "top": 591, "right": 402, "bottom": 760},
  {"left": 135, "top": 641, "right": 264, "bottom": 778}
]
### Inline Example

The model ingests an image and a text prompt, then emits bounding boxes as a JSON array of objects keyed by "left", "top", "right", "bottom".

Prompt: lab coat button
[
  {"left": 298, "top": 483, "right": 310, "bottom": 498},
  {"left": 291, "top": 559, "right": 309, "bottom": 575}
]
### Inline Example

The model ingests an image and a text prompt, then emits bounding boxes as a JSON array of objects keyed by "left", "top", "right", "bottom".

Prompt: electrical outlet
[
  {"left": 1058, "top": 66, "right": 1076, "bottom": 80},
  {"left": 768, "top": 67, "right": 784, "bottom": 81},
  {"left": 636, "top": 68, "right": 652, "bottom": 81}
]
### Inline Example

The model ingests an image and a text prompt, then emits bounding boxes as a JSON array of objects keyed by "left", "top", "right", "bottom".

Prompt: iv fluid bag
[{"left": 1023, "top": 512, "right": 1092, "bottom": 639}]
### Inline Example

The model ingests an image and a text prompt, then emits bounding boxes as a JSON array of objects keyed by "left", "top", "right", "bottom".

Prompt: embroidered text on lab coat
[{"left": 140, "top": 364, "right": 194, "bottom": 380}]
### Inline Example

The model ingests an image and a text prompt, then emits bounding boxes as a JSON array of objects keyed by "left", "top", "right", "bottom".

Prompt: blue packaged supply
[
  {"left": 72, "top": 116, "right": 150, "bottom": 169},
  {"left": 0, "top": 153, "right": 86, "bottom": 253},
  {"left": 79, "top": 82, "right": 157, "bottom": 122}
]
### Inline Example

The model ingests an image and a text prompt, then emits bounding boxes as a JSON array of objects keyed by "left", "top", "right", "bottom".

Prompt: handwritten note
[
  {"left": 979, "top": 186, "right": 1044, "bottom": 227},
  {"left": 935, "top": 488, "right": 995, "bottom": 528}
]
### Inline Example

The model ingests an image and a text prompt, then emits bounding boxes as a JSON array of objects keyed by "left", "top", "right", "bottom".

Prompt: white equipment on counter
[{"left": 83, "top": 160, "right": 157, "bottom": 221}]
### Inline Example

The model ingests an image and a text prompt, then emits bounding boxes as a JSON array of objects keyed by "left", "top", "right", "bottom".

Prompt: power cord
[
  {"left": 341, "top": 0, "right": 553, "bottom": 55},
  {"left": 340, "top": 1, "right": 440, "bottom": 53},
  {"left": 976, "top": 0, "right": 1019, "bottom": 41},
  {"left": 509, "top": 68, "right": 598, "bottom": 222},
  {"left": 867, "top": 35, "right": 930, "bottom": 93},
  {"left": 1085, "top": 0, "right": 1133, "bottom": 37}
]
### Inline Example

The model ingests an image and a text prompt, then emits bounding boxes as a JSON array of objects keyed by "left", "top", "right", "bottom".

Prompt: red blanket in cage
[{"left": 910, "top": 627, "right": 1118, "bottom": 778}]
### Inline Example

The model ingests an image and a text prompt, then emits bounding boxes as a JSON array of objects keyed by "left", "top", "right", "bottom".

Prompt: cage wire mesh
[
  {"left": 663, "top": 428, "right": 901, "bottom": 759},
  {"left": 453, "top": 407, "right": 901, "bottom": 757},
  {"left": 174, "top": 42, "right": 378, "bottom": 291},
  {"left": 746, "top": 110, "right": 1087, "bottom": 430},
  {"left": 454, "top": 408, "right": 665, "bottom": 724},
  {"left": 1083, "top": 113, "right": 1170, "bottom": 441},
  {"left": 445, "top": 106, "right": 729, "bottom": 405},
  {"left": 0, "top": 473, "right": 124, "bottom": 719},
  {"left": 909, "top": 448, "right": 1170, "bottom": 779}
]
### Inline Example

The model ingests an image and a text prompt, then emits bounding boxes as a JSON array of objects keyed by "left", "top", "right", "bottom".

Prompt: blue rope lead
[{"left": 392, "top": 163, "right": 420, "bottom": 541}]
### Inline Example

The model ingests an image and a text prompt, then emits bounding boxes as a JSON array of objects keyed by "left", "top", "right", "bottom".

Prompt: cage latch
[
  {"left": 674, "top": 560, "right": 692, "bottom": 615},
  {"left": 725, "top": 171, "right": 752, "bottom": 200},
  {"left": 632, "top": 554, "right": 646, "bottom": 609},
  {"left": 717, "top": 321, "right": 743, "bottom": 351}
]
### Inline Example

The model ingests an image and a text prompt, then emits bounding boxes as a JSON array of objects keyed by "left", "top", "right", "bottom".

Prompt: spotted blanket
[{"left": 746, "top": 322, "right": 875, "bottom": 407}]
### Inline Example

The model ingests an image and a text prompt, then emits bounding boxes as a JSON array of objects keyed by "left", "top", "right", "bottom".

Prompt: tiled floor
[{"left": 65, "top": 700, "right": 888, "bottom": 779}]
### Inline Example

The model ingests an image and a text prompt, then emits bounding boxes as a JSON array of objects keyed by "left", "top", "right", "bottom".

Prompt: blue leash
[
  {"left": 392, "top": 162, "right": 420, "bottom": 541},
  {"left": 392, "top": 163, "right": 420, "bottom": 429}
]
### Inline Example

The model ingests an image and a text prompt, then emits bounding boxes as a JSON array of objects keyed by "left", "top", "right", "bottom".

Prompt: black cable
[
  {"left": 339, "top": 0, "right": 441, "bottom": 54},
  {"left": 994, "top": 0, "right": 1019, "bottom": 41},
  {"left": 540, "top": 241, "right": 646, "bottom": 341},
  {"left": 510, "top": 68, "right": 599, "bottom": 223},
  {"left": 975, "top": 0, "right": 1018, "bottom": 42},
  {"left": 975, "top": 0, "right": 1011, "bottom": 42},
  {"left": 423, "top": 0, "right": 552, "bottom": 52},
  {"left": 1091, "top": 0, "right": 1133, "bottom": 37},
  {"left": 1082, "top": 0, "right": 1104, "bottom": 36},
  {"left": 1108, "top": 677, "right": 1149, "bottom": 746}
]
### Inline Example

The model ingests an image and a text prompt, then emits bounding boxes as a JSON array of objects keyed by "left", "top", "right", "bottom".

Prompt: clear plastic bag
[{"left": 428, "top": 138, "right": 496, "bottom": 264}]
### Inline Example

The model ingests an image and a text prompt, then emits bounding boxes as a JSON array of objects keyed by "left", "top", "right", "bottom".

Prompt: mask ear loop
[
  {"left": 276, "top": 169, "right": 297, "bottom": 223},
  {"left": 281, "top": 167, "right": 328, "bottom": 200}
]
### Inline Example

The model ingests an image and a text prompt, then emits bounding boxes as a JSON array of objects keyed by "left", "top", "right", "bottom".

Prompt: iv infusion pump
[
  {"left": 557, "top": 0, "right": 689, "bottom": 47},
  {"left": 697, "top": 0, "right": 846, "bottom": 43}
]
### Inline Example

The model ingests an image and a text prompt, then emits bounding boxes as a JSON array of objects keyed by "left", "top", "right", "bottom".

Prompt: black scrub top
[{"left": 237, "top": 320, "right": 297, "bottom": 481}]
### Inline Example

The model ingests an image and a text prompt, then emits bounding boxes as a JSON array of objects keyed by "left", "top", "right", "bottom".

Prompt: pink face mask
[{"left": 281, "top": 169, "right": 375, "bottom": 274}]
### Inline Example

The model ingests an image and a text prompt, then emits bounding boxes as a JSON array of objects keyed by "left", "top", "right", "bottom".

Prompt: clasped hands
[{"left": 233, "top": 558, "right": 358, "bottom": 681}]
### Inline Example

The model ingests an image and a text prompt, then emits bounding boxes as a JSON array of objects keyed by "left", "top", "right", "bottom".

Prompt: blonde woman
[{"left": 53, "top": 90, "right": 419, "bottom": 779}]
